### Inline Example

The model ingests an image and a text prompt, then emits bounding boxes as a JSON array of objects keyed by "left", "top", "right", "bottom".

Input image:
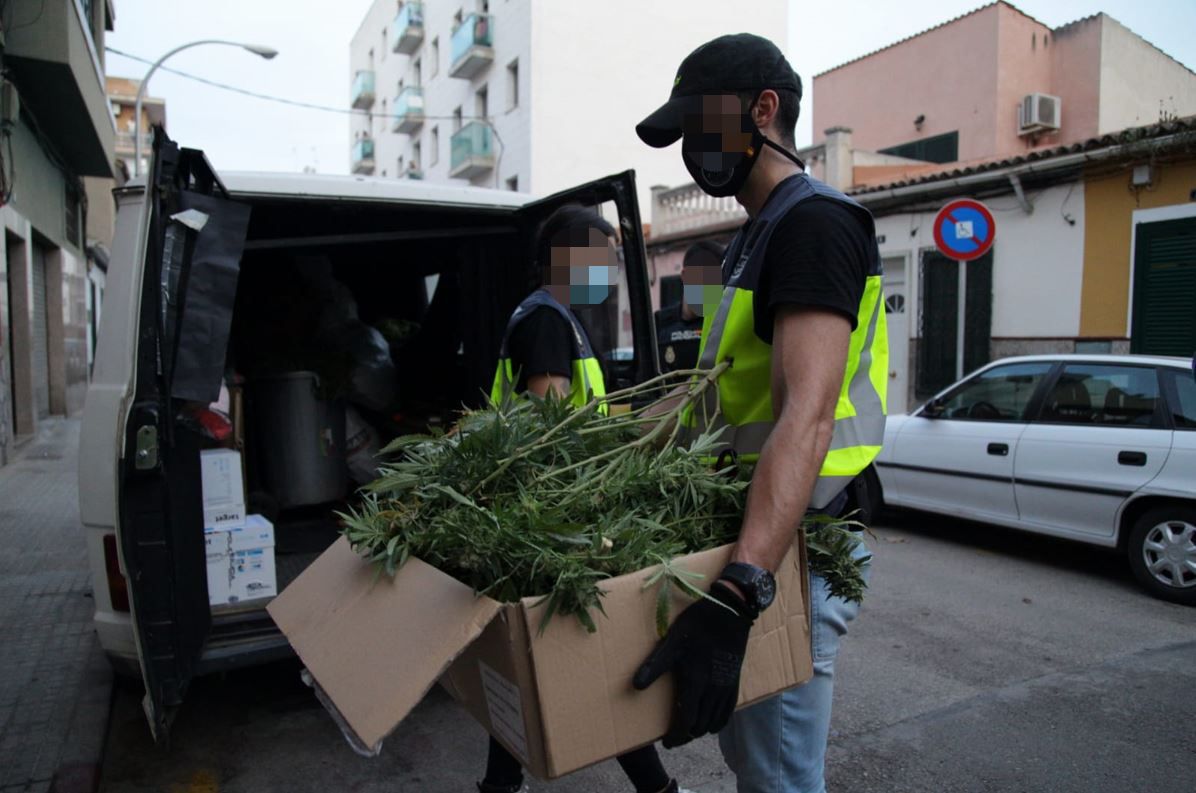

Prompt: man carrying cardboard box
[{"left": 633, "top": 34, "right": 887, "bottom": 793}]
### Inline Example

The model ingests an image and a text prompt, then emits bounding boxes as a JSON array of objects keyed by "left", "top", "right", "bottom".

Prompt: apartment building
[
  {"left": 1, "top": 0, "right": 117, "bottom": 465},
  {"left": 812, "top": 2, "right": 1196, "bottom": 169},
  {"left": 348, "top": 0, "right": 788, "bottom": 213}
]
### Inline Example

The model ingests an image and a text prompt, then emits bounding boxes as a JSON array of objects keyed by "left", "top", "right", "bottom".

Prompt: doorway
[{"left": 882, "top": 256, "right": 909, "bottom": 413}]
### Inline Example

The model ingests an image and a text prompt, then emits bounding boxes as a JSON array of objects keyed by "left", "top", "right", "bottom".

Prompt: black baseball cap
[{"left": 636, "top": 33, "right": 802, "bottom": 148}]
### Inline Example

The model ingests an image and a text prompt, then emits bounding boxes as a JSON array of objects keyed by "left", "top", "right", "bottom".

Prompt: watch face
[{"left": 756, "top": 571, "right": 777, "bottom": 610}]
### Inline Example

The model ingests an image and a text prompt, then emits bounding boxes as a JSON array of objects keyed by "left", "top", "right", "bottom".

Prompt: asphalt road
[{"left": 98, "top": 510, "right": 1196, "bottom": 792}]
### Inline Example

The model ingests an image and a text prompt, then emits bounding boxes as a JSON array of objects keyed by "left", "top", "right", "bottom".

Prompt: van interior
[{"left": 148, "top": 158, "right": 648, "bottom": 667}]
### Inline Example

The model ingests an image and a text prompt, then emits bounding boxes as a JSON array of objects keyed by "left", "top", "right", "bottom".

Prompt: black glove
[{"left": 632, "top": 581, "right": 754, "bottom": 747}]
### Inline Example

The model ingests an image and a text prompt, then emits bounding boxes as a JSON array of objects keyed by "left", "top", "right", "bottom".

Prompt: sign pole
[{"left": 933, "top": 199, "right": 996, "bottom": 382}]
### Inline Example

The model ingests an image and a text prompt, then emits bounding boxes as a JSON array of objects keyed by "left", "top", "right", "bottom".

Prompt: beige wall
[
  {"left": 1049, "top": 15, "right": 1103, "bottom": 145},
  {"left": 993, "top": 6, "right": 1058, "bottom": 155},
  {"left": 813, "top": 5, "right": 1196, "bottom": 167},
  {"left": 1098, "top": 15, "right": 1196, "bottom": 133},
  {"left": 812, "top": 3, "right": 1005, "bottom": 162}
]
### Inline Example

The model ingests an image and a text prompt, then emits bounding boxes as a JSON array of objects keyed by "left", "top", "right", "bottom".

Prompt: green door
[{"left": 1132, "top": 217, "right": 1196, "bottom": 356}]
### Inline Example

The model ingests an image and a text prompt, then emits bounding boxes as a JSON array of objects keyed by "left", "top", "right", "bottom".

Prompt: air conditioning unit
[{"left": 1018, "top": 92, "right": 1061, "bottom": 135}]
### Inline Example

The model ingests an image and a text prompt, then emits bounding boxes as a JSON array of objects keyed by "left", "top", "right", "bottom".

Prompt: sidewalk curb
[{"left": 49, "top": 637, "right": 114, "bottom": 793}]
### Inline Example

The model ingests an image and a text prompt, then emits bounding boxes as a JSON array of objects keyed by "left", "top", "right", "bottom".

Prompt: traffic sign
[{"left": 933, "top": 199, "right": 996, "bottom": 261}]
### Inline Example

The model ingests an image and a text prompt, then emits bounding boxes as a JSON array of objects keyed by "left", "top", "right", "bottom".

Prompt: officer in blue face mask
[
  {"left": 655, "top": 241, "right": 725, "bottom": 372},
  {"left": 484, "top": 202, "right": 693, "bottom": 793}
]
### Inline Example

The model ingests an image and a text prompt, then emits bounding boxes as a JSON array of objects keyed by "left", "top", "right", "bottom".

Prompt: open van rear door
[
  {"left": 516, "top": 171, "right": 659, "bottom": 390},
  {"left": 119, "top": 128, "right": 251, "bottom": 742}
]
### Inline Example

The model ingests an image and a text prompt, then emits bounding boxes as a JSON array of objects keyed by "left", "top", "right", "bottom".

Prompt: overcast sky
[{"left": 105, "top": 0, "right": 1196, "bottom": 178}]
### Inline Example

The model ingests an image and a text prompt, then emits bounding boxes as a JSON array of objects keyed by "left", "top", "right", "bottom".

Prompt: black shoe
[{"left": 476, "top": 782, "right": 525, "bottom": 793}]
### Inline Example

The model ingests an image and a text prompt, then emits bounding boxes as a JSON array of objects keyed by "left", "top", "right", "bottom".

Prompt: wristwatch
[{"left": 718, "top": 562, "right": 777, "bottom": 617}]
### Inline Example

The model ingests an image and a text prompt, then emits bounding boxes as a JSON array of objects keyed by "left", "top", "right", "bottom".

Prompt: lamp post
[{"left": 133, "top": 40, "right": 278, "bottom": 177}]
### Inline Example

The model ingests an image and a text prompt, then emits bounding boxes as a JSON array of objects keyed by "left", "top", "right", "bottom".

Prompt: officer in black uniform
[{"left": 655, "top": 240, "right": 724, "bottom": 372}]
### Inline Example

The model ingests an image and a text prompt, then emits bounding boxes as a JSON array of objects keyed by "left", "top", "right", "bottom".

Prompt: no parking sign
[{"left": 933, "top": 199, "right": 996, "bottom": 261}]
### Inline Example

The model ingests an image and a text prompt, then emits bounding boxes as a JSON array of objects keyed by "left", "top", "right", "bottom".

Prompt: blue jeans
[{"left": 718, "top": 538, "right": 871, "bottom": 793}]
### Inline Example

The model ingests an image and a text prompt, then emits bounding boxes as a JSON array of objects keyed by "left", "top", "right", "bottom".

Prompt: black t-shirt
[
  {"left": 751, "top": 189, "right": 873, "bottom": 344},
  {"left": 507, "top": 306, "right": 574, "bottom": 392}
]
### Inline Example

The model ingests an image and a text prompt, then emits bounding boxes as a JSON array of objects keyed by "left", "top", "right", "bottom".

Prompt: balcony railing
[
  {"left": 352, "top": 138, "right": 376, "bottom": 174},
  {"left": 351, "top": 71, "right": 376, "bottom": 109},
  {"left": 449, "top": 13, "right": 494, "bottom": 79},
  {"left": 450, "top": 121, "right": 494, "bottom": 179},
  {"left": 114, "top": 131, "right": 152, "bottom": 154},
  {"left": 392, "top": 2, "right": 425, "bottom": 55},
  {"left": 650, "top": 182, "right": 746, "bottom": 239},
  {"left": 392, "top": 87, "right": 425, "bottom": 134}
]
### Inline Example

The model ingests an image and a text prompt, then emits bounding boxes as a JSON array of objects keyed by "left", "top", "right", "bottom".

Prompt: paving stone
[{"left": 0, "top": 420, "right": 110, "bottom": 792}]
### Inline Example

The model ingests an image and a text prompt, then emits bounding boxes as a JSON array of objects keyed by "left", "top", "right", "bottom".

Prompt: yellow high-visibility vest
[
  {"left": 491, "top": 289, "right": 607, "bottom": 412},
  {"left": 684, "top": 173, "right": 888, "bottom": 508}
]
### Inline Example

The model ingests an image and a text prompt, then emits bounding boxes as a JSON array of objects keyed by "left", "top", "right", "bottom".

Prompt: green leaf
[{"left": 655, "top": 579, "right": 670, "bottom": 639}]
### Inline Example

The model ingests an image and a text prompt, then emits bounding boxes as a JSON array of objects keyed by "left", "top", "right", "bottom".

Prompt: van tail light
[{"left": 103, "top": 534, "right": 131, "bottom": 613}]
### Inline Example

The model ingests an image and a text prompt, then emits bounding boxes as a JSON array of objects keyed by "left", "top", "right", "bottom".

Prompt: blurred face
[
  {"left": 681, "top": 94, "right": 756, "bottom": 173},
  {"left": 544, "top": 227, "right": 619, "bottom": 305},
  {"left": 682, "top": 253, "right": 724, "bottom": 317}
]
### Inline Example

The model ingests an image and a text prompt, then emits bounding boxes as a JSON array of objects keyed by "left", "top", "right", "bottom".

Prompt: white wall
[
  {"left": 352, "top": 0, "right": 533, "bottom": 188},
  {"left": 529, "top": 0, "right": 789, "bottom": 217},
  {"left": 353, "top": 0, "right": 790, "bottom": 213},
  {"left": 872, "top": 181, "right": 1087, "bottom": 341},
  {"left": 1098, "top": 15, "right": 1196, "bottom": 134}
]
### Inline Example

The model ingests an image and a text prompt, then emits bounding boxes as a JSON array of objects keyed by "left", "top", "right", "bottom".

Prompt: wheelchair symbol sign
[{"left": 933, "top": 199, "right": 996, "bottom": 261}]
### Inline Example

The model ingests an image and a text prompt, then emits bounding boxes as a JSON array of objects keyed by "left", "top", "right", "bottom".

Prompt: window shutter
[{"left": 1132, "top": 218, "right": 1196, "bottom": 356}]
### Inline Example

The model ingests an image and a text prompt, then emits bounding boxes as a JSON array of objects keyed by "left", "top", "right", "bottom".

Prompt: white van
[{"left": 79, "top": 131, "right": 660, "bottom": 741}]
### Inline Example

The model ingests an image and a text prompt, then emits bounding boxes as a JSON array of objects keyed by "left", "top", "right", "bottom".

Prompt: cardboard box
[
  {"left": 205, "top": 513, "right": 275, "bottom": 554},
  {"left": 200, "top": 448, "right": 245, "bottom": 512},
  {"left": 206, "top": 515, "right": 276, "bottom": 605},
  {"left": 230, "top": 545, "right": 277, "bottom": 602},
  {"left": 206, "top": 548, "right": 233, "bottom": 606},
  {"left": 268, "top": 535, "right": 812, "bottom": 779}
]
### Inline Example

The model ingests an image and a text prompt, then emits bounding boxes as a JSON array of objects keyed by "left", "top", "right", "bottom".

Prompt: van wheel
[{"left": 1127, "top": 506, "right": 1196, "bottom": 606}]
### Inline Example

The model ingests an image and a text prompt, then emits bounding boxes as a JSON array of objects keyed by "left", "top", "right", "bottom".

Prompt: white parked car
[{"left": 871, "top": 354, "right": 1196, "bottom": 605}]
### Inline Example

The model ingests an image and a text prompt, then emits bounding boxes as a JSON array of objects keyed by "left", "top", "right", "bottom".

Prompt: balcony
[
  {"left": 4, "top": 0, "right": 114, "bottom": 176},
  {"left": 352, "top": 138, "right": 376, "bottom": 174},
  {"left": 449, "top": 13, "right": 494, "bottom": 79},
  {"left": 351, "top": 71, "right": 376, "bottom": 109},
  {"left": 650, "top": 182, "right": 746, "bottom": 240},
  {"left": 392, "top": 2, "right": 425, "bottom": 55},
  {"left": 404, "top": 168, "right": 424, "bottom": 180},
  {"left": 392, "top": 87, "right": 425, "bottom": 134},
  {"left": 450, "top": 122, "right": 494, "bottom": 179}
]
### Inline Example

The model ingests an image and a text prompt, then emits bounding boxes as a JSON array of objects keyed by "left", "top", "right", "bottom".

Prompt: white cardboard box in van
[
  {"left": 268, "top": 535, "right": 812, "bottom": 780},
  {"left": 205, "top": 514, "right": 275, "bottom": 554},
  {"left": 229, "top": 546, "right": 277, "bottom": 602},
  {"left": 206, "top": 515, "right": 276, "bottom": 605},
  {"left": 200, "top": 448, "right": 245, "bottom": 510}
]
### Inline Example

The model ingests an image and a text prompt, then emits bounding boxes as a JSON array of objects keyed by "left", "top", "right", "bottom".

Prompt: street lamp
[{"left": 133, "top": 40, "right": 279, "bottom": 177}]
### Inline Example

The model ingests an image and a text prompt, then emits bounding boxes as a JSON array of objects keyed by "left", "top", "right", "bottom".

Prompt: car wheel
[{"left": 1126, "top": 506, "right": 1196, "bottom": 606}]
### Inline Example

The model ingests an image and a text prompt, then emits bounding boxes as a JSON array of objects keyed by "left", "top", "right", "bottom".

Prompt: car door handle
[
  {"left": 987, "top": 443, "right": 1009, "bottom": 456},
  {"left": 1118, "top": 451, "right": 1147, "bottom": 467}
]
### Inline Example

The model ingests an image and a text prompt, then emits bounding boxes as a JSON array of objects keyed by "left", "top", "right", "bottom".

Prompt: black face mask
[{"left": 682, "top": 99, "right": 806, "bottom": 198}]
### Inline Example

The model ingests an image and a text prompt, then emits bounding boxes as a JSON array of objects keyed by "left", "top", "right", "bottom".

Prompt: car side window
[
  {"left": 1039, "top": 364, "right": 1161, "bottom": 426},
  {"left": 937, "top": 363, "right": 1053, "bottom": 421},
  {"left": 1164, "top": 369, "right": 1196, "bottom": 430}
]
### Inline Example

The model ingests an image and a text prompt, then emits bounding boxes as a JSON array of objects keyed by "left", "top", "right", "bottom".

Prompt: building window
[
  {"left": 453, "top": 106, "right": 463, "bottom": 133},
  {"left": 506, "top": 175, "right": 518, "bottom": 192},
  {"left": 506, "top": 59, "right": 518, "bottom": 110},
  {"left": 475, "top": 84, "right": 488, "bottom": 119},
  {"left": 430, "top": 126, "right": 439, "bottom": 165},
  {"left": 368, "top": 47, "right": 375, "bottom": 67},
  {"left": 430, "top": 37, "right": 440, "bottom": 77},
  {"left": 879, "top": 131, "right": 959, "bottom": 164},
  {"left": 65, "top": 182, "right": 82, "bottom": 247},
  {"left": 398, "top": 155, "right": 405, "bottom": 175},
  {"left": 413, "top": 141, "right": 422, "bottom": 170},
  {"left": 414, "top": 58, "right": 422, "bottom": 87},
  {"left": 382, "top": 27, "right": 387, "bottom": 58}
]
